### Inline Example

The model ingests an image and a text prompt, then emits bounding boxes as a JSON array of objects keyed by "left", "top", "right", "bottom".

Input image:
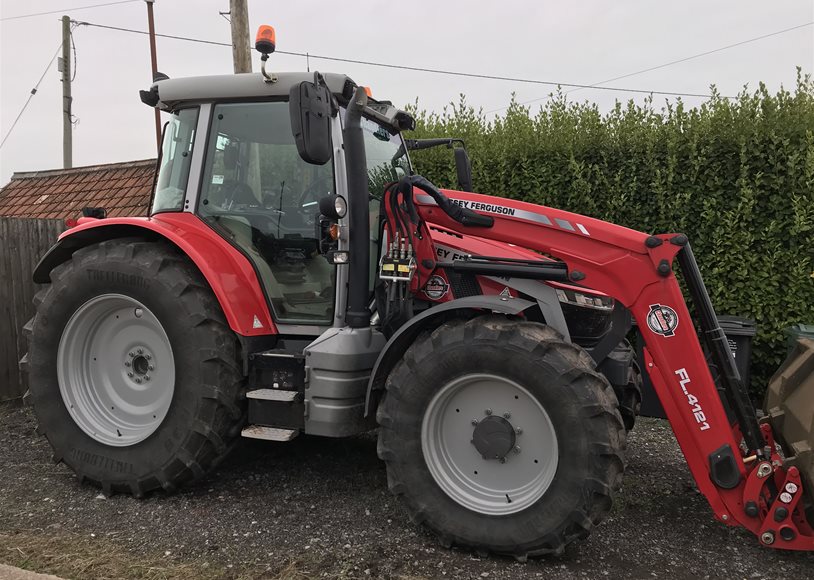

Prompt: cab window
[
  {"left": 198, "top": 101, "right": 336, "bottom": 325},
  {"left": 152, "top": 108, "right": 198, "bottom": 213},
  {"left": 359, "top": 115, "right": 411, "bottom": 288}
]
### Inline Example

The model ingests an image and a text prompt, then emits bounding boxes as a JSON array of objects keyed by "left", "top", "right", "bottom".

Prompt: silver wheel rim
[
  {"left": 57, "top": 293, "right": 175, "bottom": 447},
  {"left": 421, "top": 373, "right": 559, "bottom": 515}
]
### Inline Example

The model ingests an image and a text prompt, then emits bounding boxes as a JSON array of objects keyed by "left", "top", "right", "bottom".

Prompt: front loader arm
[{"left": 405, "top": 186, "right": 813, "bottom": 550}]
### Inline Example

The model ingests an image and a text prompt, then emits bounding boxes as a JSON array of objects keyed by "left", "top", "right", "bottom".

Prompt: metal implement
[{"left": 764, "top": 338, "right": 814, "bottom": 499}]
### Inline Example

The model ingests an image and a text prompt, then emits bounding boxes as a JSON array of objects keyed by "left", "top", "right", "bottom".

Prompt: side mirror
[
  {"left": 289, "top": 81, "right": 333, "bottom": 165},
  {"left": 454, "top": 147, "right": 473, "bottom": 192}
]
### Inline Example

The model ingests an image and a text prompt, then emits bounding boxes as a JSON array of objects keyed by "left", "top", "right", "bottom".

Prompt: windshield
[
  {"left": 360, "top": 115, "right": 411, "bottom": 198},
  {"left": 151, "top": 107, "right": 198, "bottom": 213}
]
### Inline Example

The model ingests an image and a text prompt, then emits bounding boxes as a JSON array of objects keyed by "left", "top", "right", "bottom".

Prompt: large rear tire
[
  {"left": 377, "top": 315, "right": 626, "bottom": 559},
  {"left": 26, "top": 240, "right": 245, "bottom": 496}
]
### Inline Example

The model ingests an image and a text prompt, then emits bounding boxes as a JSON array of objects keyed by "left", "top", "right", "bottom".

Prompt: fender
[
  {"left": 364, "top": 295, "right": 536, "bottom": 417},
  {"left": 33, "top": 213, "right": 276, "bottom": 337}
]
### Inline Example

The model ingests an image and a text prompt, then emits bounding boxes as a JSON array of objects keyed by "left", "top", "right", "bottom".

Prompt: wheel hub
[
  {"left": 472, "top": 415, "right": 517, "bottom": 460},
  {"left": 125, "top": 349, "right": 155, "bottom": 384},
  {"left": 422, "top": 373, "right": 559, "bottom": 515},
  {"left": 57, "top": 294, "right": 175, "bottom": 447}
]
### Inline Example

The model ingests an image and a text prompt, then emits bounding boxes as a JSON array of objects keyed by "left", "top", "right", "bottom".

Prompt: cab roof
[{"left": 145, "top": 71, "right": 356, "bottom": 111}]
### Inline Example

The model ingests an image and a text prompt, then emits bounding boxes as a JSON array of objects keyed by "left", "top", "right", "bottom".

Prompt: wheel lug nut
[
  {"left": 485, "top": 409, "right": 492, "bottom": 416},
  {"left": 134, "top": 308, "right": 143, "bottom": 318},
  {"left": 148, "top": 365, "right": 154, "bottom": 371},
  {"left": 127, "top": 372, "right": 134, "bottom": 377},
  {"left": 514, "top": 446, "right": 521, "bottom": 454},
  {"left": 471, "top": 419, "right": 479, "bottom": 426},
  {"left": 129, "top": 352, "right": 135, "bottom": 358},
  {"left": 503, "top": 412, "right": 511, "bottom": 419},
  {"left": 516, "top": 427, "right": 522, "bottom": 435},
  {"left": 144, "top": 375, "right": 150, "bottom": 381},
  {"left": 146, "top": 355, "right": 152, "bottom": 360},
  {"left": 124, "top": 361, "right": 131, "bottom": 367},
  {"left": 137, "top": 348, "right": 144, "bottom": 355},
  {"left": 135, "top": 378, "right": 142, "bottom": 384}
]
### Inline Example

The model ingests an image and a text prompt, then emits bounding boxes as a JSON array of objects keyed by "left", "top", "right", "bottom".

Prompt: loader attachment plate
[{"left": 764, "top": 338, "right": 814, "bottom": 504}]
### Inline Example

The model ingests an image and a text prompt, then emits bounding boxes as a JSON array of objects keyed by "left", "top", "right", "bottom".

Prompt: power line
[
  {"left": 73, "top": 20, "right": 730, "bottom": 100},
  {"left": 487, "top": 21, "right": 814, "bottom": 113},
  {"left": 0, "top": 43, "right": 63, "bottom": 150},
  {"left": 0, "top": 0, "right": 139, "bottom": 22}
]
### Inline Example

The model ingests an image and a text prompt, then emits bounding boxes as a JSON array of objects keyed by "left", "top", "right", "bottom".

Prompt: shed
[{"left": 0, "top": 159, "right": 156, "bottom": 400}]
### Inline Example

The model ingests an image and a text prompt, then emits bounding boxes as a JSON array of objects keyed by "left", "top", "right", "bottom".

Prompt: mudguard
[
  {"left": 364, "top": 295, "right": 537, "bottom": 417},
  {"left": 32, "top": 213, "right": 276, "bottom": 337}
]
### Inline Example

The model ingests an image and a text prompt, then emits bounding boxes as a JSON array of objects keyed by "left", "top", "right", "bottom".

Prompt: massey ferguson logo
[
  {"left": 647, "top": 304, "right": 679, "bottom": 337},
  {"left": 423, "top": 275, "right": 449, "bottom": 300}
]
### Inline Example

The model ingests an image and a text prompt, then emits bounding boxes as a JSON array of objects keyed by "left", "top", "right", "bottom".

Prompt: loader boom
[{"left": 398, "top": 184, "right": 814, "bottom": 550}]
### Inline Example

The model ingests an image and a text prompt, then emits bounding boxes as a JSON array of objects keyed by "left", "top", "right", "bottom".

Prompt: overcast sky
[{"left": 1, "top": 0, "right": 812, "bottom": 185}]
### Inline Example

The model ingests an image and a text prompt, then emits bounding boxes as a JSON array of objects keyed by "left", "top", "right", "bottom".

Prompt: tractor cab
[{"left": 144, "top": 69, "right": 413, "bottom": 329}]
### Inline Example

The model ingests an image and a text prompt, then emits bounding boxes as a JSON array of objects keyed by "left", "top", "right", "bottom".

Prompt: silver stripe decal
[
  {"left": 416, "top": 193, "right": 590, "bottom": 237},
  {"left": 415, "top": 194, "right": 554, "bottom": 226}
]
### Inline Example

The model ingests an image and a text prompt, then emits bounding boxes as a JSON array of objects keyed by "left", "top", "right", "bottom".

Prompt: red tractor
[{"left": 23, "top": 28, "right": 814, "bottom": 558}]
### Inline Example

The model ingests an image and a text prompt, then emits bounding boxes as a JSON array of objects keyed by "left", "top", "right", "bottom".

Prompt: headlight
[
  {"left": 318, "top": 194, "right": 347, "bottom": 220},
  {"left": 556, "top": 288, "right": 614, "bottom": 311},
  {"left": 334, "top": 195, "right": 348, "bottom": 218}
]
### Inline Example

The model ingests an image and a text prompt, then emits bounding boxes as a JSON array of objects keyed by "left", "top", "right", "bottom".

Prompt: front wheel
[{"left": 377, "top": 315, "right": 626, "bottom": 558}]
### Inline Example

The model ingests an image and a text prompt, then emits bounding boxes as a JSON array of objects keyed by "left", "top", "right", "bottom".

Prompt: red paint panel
[{"left": 58, "top": 213, "right": 276, "bottom": 337}]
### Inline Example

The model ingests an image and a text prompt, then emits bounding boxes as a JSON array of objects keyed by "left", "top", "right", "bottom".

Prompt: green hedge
[{"left": 405, "top": 72, "right": 814, "bottom": 398}]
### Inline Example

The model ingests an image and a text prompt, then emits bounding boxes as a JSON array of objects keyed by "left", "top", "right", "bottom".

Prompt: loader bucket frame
[{"left": 408, "top": 187, "right": 814, "bottom": 550}]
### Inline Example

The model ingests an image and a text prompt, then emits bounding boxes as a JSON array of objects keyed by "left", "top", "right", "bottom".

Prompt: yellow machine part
[{"left": 764, "top": 338, "right": 814, "bottom": 496}]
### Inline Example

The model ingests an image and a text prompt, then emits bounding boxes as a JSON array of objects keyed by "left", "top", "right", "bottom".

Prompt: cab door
[{"left": 196, "top": 101, "right": 339, "bottom": 327}]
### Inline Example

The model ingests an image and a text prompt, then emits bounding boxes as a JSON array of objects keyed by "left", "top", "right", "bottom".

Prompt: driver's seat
[{"left": 220, "top": 180, "right": 257, "bottom": 206}]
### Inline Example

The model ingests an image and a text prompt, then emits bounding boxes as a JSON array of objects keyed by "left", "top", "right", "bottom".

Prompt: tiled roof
[{"left": 0, "top": 159, "right": 157, "bottom": 219}]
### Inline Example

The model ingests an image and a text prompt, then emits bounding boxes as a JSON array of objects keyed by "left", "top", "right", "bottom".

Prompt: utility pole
[
  {"left": 60, "top": 15, "right": 72, "bottom": 169},
  {"left": 145, "top": 0, "right": 161, "bottom": 150},
  {"left": 229, "top": 0, "right": 251, "bottom": 73}
]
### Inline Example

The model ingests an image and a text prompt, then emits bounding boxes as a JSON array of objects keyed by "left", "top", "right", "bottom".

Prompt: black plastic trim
[
  {"left": 708, "top": 443, "right": 741, "bottom": 489},
  {"left": 364, "top": 296, "right": 537, "bottom": 417}
]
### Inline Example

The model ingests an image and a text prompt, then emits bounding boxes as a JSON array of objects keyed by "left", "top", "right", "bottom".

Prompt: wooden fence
[{"left": 0, "top": 217, "right": 65, "bottom": 400}]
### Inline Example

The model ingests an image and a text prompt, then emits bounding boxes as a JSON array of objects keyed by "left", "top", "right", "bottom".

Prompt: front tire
[
  {"left": 377, "top": 315, "right": 626, "bottom": 558},
  {"left": 26, "top": 240, "right": 245, "bottom": 496}
]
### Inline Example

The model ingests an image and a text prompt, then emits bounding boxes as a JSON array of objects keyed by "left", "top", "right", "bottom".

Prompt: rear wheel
[
  {"left": 377, "top": 315, "right": 626, "bottom": 558},
  {"left": 26, "top": 240, "right": 245, "bottom": 496}
]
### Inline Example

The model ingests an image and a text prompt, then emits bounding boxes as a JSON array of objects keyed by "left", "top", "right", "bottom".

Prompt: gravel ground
[{"left": 1, "top": 401, "right": 813, "bottom": 579}]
